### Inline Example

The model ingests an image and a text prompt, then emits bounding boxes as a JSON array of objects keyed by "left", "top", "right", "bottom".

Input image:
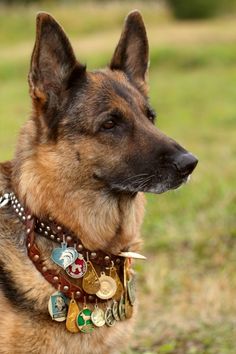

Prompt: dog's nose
[{"left": 174, "top": 153, "right": 198, "bottom": 176}]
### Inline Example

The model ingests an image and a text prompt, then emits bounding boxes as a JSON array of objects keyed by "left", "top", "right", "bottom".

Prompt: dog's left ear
[{"left": 110, "top": 10, "right": 149, "bottom": 93}]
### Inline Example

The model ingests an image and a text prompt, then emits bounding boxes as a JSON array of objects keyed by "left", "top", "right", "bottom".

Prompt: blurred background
[{"left": 0, "top": 0, "right": 236, "bottom": 353}]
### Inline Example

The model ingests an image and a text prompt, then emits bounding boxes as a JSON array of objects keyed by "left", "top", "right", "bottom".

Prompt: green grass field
[{"left": 0, "top": 2, "right": 236, "bottom": 353}]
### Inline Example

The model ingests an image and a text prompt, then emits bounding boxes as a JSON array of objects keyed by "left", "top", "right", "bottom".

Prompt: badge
[
  {"left": 76, "top": 307, "right": 94, "bottom": 334},
  {"left": 51, "top": 241, "right": 78, "bottom": 269},
  {"left": 105, "top": 306, "right": 116, "bottom": 327},
  {"left": 66, "top": 254, "right": 87, "bottom": 279},
  {"left": 91, "top": 305, "right": 105, "bottom": 327},
  {"left": 127, "top": 274, "right": 136, "bottom": 305},
  {"left": 110, "top": 265, "right": 124, "bottom": 301},
  {"left": 82, "top": 261, "right": 100, "bottom": 294},
  {"left": 66, "top": 298, "right": 80, "bottom": 333},
  {"left": 112, "top": 300, "right": 120, "bottom": 321},
  {"left": 96, "top": 272, "right": 117, "bottom": 300},
  {"left": 48, "top": 291, "right": 68, "bottom": 322},
  {"left": 118, "top": 294, "right": 126, "bottom": 321},
  {"left": 124, "top": 293, "right": 133, "bottom": 319}
]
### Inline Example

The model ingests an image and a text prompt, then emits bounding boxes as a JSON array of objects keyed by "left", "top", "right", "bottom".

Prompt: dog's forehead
[{"left": 87, "top": 70, "right": 146, "bottom": 109}]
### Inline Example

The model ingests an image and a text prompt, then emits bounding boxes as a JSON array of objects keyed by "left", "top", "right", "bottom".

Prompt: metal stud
[
  {"left": 39, "top": 228, "right": 42, "bottom": 232},
  {"left": 17, "top": 203, "right": 21, "bottom": 208},
  {"left": 78, "top": 244, "right": 83, "bottom": 251},
  {"left": 20, "top": 207, "right": 24, "bottom": 212},
  {"left": 19, "top": 212, "right": 22, "bottom": 217},
  {"left": 33, "top": 255, "right": 39, "bottom": 262},
  {"left": 66, "top": 236, "right": 72, "bottom": 242},
  {"left": 53, "top": 276, "right": 59, "bottom": 282},
  {"left": 42, "top": 266, "right": 47, "bottom": 273},
  {"left": 27, "top": 243, "right": 31, "bottom": 248},
  {"left": 57, "top": 226, "right": 62, "bottom": 231},
  {"left": 75, "top": 291, "right": 81, "bottom": 297},
  {"left": 116, "top": 258, "right": 121, "bottom": 264},
  {"left": 49, "top": 216, "right": 53, "bottom": 221},
  {"left": 50, "top": 235, "right": 55, "bottom": 240},
  {"left": 57, "top": 237, "right": 61, "bottom": 242},
  {"left": 26, "top": 228, "right": 31, "bottom": 234},
  {"left": 44, "top": 231, "right": 48, "bottom": 236},
  {"left": 41, "top": 222, "right": 45, "bottom": 228},
  {"left": 22, "top": 216, "right": 26, "bottom": 221},
  {"left": 90, "top": 252, "right": 97, "bottom": 259},
  {"left": 104, "top": 256, "right": 110, "bottom": 262},
  {"left": 46, "top": 226, "right": 50, "bottom": 231},
  {"left": 63, "top": 285, "right": 69, "bottom": 291},
  {"left": 16, "top": 208, "right": 19, "bottom": 213},
  {"left": 27, "top": 214, "right": 32, "bottom": 220},
  {"left": 88, "top": 295, "right": 94, "bottom": 301}
]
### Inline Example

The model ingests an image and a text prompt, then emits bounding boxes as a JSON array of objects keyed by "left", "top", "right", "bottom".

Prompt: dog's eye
[
  {"left": 146, "top": 107, "right": 156, "bottom": 124},
  {"left": 101, "top": 120, "right": 116, "bottom": 130}
]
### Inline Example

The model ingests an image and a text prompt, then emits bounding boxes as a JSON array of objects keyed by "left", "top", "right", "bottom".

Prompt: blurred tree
[{"left": 167, "top": 0, "right": 222, "bottom": 19}]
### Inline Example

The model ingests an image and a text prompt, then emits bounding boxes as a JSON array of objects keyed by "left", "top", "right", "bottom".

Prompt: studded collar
[{"left": 0, "top": 192, "right": 125, "bottom": 303}]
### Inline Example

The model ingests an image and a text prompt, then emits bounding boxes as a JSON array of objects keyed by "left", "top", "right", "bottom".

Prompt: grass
[{"left": 0, "top": 2, "right": 236, "bottom": 353}]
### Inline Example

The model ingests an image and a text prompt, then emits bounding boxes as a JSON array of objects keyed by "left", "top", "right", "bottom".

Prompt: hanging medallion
[
  {"left": 66, "top": 298, "right": 80, "bottom": 333},
  {"left": 66, "top": 253, "right": 87, "bottom": 279},
  {"left": 51, "top": 241, "right": 78, "bottom": 270},
  {"left": 82, "top": 261, "right": 100, "bottom": 294},
  {"left": 48, "top": 291, "right": 68, "bottom": 322},
  {"left": 105, "top": 306, "right": 116, "bottom": 327},
  {"left": 96, "top": 272, "right": 117, "bottom": 300},
  {"left": 127, "top": 274, "right": 136, "bottom": 305},
  {"left": 76, "top": 307, "right": 94, "bottom": 334},
  {"left": 124, "top": 292, "right": 133, "bottom": 319},
  {"left": 110, "top": 265, "right": 124, "bottom": 301},
  {"left": 118, "top": 294, "right": 126, "bottom": 321},
  {"left": 112, "top": 300, "right": 120, "bottom": 321},
  {"left": 91, "top": 305, "right": 105, "bottom": 327}
]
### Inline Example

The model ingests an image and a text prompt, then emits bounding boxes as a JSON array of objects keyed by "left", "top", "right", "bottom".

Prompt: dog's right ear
[{"left": 29, "top": 13, "right": 85, "bottom": 103}]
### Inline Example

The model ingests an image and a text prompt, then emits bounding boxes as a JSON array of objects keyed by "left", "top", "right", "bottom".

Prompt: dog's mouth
[{"left": 101, "top": 173, "right": 190, "bottom": 195}]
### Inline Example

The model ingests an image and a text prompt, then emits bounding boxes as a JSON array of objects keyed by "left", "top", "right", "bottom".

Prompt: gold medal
[
  {"left": 110, "top": 265, "right": 124, "bottom": 301},
  {"left": 91, "top": 305, "right": 105, "bottom": 327},
  {"left": 66, "top": 297, "right": 80, "bottom": 333},
  {"left": 124, "top": 292, "right": 133, "bottom": 319},
  {"left": 82, "top": 261, "right": 100, "bottom": 294},
  {"left": 96, "top": 272, "right": 117, "bottom": 300}
]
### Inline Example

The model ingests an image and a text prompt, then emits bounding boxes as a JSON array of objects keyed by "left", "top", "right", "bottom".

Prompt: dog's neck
[{"left": 11, "top": 126, "right": 145, "bottom": 254}]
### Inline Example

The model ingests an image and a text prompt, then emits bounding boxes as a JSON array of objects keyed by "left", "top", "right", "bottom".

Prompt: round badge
[
  {"left": 96, "top": 272, "right": 117, "bottom": 300},
  {"left": 91, "top": 306, "right": 105, "bottom": 327},
  {"left": 66, "top": 254, "right": 87, "bottom": 279},
  {"left": 76, "top": 308, "right": 94, "bottom": 333},
  {"left": 105, "top": 307, "right": 116, "bottom": 327},
  {"left": 112, "top": 300, "right": 120, "bottom": 321}
]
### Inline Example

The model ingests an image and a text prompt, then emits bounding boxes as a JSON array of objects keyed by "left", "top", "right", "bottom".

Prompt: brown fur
[{"left": 0, "top": 11, "right": 197, "bottom": 354}]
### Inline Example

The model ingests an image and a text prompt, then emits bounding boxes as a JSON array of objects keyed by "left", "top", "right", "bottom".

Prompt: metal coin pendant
[
  {"left": 112, "top": 300, "right": 120, "bottom": 321},
  {"left": 48, "top": 291, "right": 68, "bottom": 322},
  {"left": 110, "top": 266, "right": 124, "bottom": 301},
  {"left": 96, "top": 272, "right": 117, "bottom": 300},
  {"left": 105, "top": 307, "right": 116, "bottom": 327},
  {"left": 118, "top": 294, "right": 126, "bottom": 321},
  {"left": 91, "top": 305, "right": 105, "bottom": 327},
  {"left": 66, "top": 254, "right": 87, "bottom": 279},
  {"left": 127, "top": 274, "right": 136, "bottom": 305},
  {"left": 82, "top": 261, "right": 100, "bottom": 294},
  {"left": 76, "top": 307, "right": 94, "bottom": 334},
  {"left": 66, "top": 299, "right": 80, "bottom": 333},
  {"left": 124, "top": 293, "right": 133, "bottom": 319},
  {"left": 51, "top": 242, "right": 78, "bottom": 269}
]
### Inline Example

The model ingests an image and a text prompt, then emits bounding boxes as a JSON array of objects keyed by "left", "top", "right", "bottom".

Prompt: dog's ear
[
  {"left": 29, "top": 13, "right": 84, "bottom": 103},
  {"left": 110, "top": 10, "right": 149, "bottom": 93}
]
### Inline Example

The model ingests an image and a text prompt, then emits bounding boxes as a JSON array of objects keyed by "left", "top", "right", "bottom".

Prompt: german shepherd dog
[{"left": 0, "top": 11, "right": 197, "bottom": 354}]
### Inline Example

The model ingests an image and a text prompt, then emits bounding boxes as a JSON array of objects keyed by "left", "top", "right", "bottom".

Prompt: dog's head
[{"left": 26, "top": 11, "right": 197, "bottom": 197}]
